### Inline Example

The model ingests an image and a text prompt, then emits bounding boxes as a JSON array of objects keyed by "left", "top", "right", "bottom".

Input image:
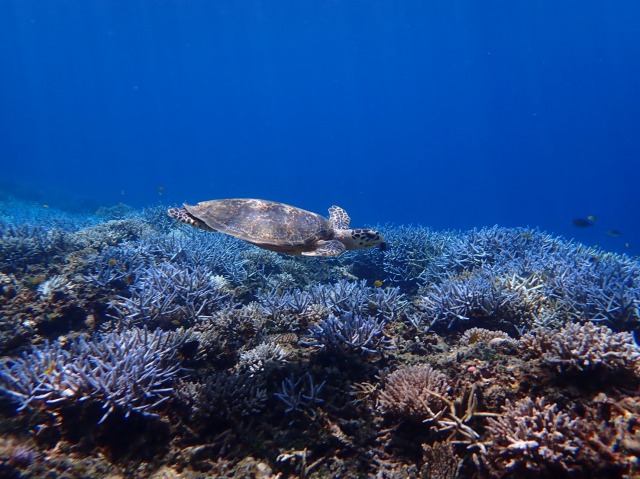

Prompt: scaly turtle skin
[{"left": 167, "top": 198, "right": 386, "bottom": 257}]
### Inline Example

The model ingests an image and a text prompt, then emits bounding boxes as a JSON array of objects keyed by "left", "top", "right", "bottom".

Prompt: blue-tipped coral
[
  {"left": 303, "top": 311, "right": 394, "bottom": 355},
  {"left": 477, "top": 397, "right": 610, "bottom": 476},
  {"left": 109, "top": 262, "right": 232, "bottom": 328},
  {"left": 419, "top": 271, "right": 520, "bottom": 331},
  {"left": 274, "top": 372, "right": 326, "bottom": 417},
  {"left": 519, "top": 322, "right": 640, "bottom": 375},
  {"left": 0, "top": 222, "right": 68, "bottom": 271},
  {"left": 0, "top": 327, "right": 184, "bottom": 423}
]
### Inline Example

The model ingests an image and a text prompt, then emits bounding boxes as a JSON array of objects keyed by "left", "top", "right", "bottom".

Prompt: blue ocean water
[{"left": 1, "top": 0, "right": 639, "bottom": 254}]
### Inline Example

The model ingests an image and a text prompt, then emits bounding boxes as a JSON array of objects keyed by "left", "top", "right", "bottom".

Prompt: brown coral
[
  {"left": 477, "top": 396, "right": 607, "bottom": 476},
  {"left": 519, "top": 322, "right": 640, "bottom": 374},
  {"left": 379, "top": 364, "right": 451, "bottom": 421},
  {"left": 460, "top": 327, "right": 514, "bottom": 346}
]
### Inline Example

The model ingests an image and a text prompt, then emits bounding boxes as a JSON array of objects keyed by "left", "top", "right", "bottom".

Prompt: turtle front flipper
[
  {"left": 328, "top": 205, "right": 351, "bottom": 230},
  {"left": 302, "top": 239, "right": 347, "bottom": 257},
  {"left": 167, "top": 207, "right": 216, "bottom": 231}
]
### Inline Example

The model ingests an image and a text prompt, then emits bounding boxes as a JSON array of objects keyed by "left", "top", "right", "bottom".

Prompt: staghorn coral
[
  {"left": 36, "top": 274, "right": 73, "bottom": 299},
  {"left": 146, "top": 229, "right": 252, "bottom": 284},
  {"left": 178, "top": 370, "right": 268, "bottom": 421},
  {"left": 303, "top": 312, "right": 394, "bottom": 355},
  {"left": 274, "top": 372, "right": 325, "bottom": 417},
  {"left": 0, "top": 327, "right": 184, "bottom": 423},
  {"left": 544, "top": 250, "right": 640, "bottom": 330},
  {"left": 477, "top": 397, "right": 610, "bottom": 476},
  {"left": 108, "top": 261, "right": 233, "bottom": 328},
  {"left": 378, "top": 225, "right": 447, "bottom": 291},
  {"left": 412, "top": 226, "right": 640, "bottom": 333},
  {"left": 0, "top": 222, "right": 69, "bottom": 271},
  {"left": 2, "top": 204, "right": 640, "bottom": 478},
  {"left": 257, "top": 279, "right": 407, "bottom": 325},
  {"left": 379, "top": 364, "right": 451, "bottom": 421},
  {"left": 237, "top": 342, "right": 290, "bottom": 374},
  {"left": 419, "top": 270, "right": 521, "bottom": 332},
  {"left": 519, "top": 322, "right": 640, "bottom": 375}
]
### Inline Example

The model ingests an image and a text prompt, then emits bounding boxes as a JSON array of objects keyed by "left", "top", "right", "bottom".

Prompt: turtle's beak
[{"left": 378, "top": 241, "right": 387, "bottom": 251}]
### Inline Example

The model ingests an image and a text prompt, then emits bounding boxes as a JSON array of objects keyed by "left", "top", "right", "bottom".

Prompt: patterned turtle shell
[{"left": 182, "top": 198, "right": 334, "bottom": 247}]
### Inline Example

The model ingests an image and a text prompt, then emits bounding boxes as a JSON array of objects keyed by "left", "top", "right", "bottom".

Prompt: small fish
[
  {"left": 157, "top": 186, "right": 165, "bottom": 196},
  {"left": 625, "top": 242, "right": 631, "bottom": 248},
  {"left": 572, "top": 218, "right": 594, "bottom": 228},
  {"left": 587, "top": 215, "right": 596, "bottom": 222},
  {"left": 42, "top": 204, "right": 49, "bottom": 209},
  {"left": 373, "top": 279, "right": 383, "bottom": 288},
  {"left": 607, "top": 230, "right": 622, "bottom": 237},
  {"left": 27, "top": 276, "right": 46, "bottom": 286}
]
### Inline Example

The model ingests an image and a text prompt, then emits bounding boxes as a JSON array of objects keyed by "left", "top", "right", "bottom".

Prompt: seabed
[{"left": 0, "top": 201, "right": 639, "bottom": 479}]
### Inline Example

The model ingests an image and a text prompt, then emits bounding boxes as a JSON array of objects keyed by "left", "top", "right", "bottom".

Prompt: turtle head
[{"left": 339, "top": 228, "right": 386, "bottom": 251}]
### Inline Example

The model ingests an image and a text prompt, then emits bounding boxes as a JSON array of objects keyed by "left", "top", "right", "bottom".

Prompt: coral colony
[{"left": 0, "top": 201, "right": 639, "bottom": 478}]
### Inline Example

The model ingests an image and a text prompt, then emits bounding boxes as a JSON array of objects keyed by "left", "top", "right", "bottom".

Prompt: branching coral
[
  {"left": 274, "top": 372, "right": 325, "bottom": 417},
  {"left": 238, "top": 342, "right": 290, "bottom": 374},
  {"left": 544, "top": 250, "right": 640, "bottom": 330},
  {"left": 109, "top": 262, "right": 232, "bottom": 328},
  {"left": 519, "top": 322, "right": 640, "bottom": 374},
  {"left": 178, "top": 370, "right": 268, "bottom": 421},
  {"left": 379, "top": 364, "right": 451, "bottom": 421},
  {"left": 0, "top": 222, "right": 68, "bottom": 271},
  {"left": 146, "top": 230, "right": 251, "bottom": 284},
  {"left": 419, "top": 271, "right": 521, "bottom": 331},
  {"left": 378, "top": 225, "right": 447, "bottom": 290},
  {"left": 0, "top": 327, "right": 184, "bottom": 422},
  {"left": 477, "top": 397, "right": 608, "bottom": 475},
  {"left": 303, "top": 312, "right": 394, "bottom": 355},
  {"left": 257, "top": 279, "right": 407, "bottom": 325}
]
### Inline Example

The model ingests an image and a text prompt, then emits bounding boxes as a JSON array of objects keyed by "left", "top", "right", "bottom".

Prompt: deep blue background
[{"left": 1, "top": 1, "right": 639, "bottom": 253}]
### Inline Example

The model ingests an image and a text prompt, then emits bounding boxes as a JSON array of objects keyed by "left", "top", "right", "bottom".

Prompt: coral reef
[
  {"left": 379, "top": 364, "right": 451, "bottom": 421},
  {"left": 519, "top": 322, "right": 640, "bottom": 375},
  {"left": 477, "top": 397, "right": 612, "bottom": 476},
  {"left": 0, "top": 327, "right": 184, "bottom": 422},
  {"left": 303, "top": 312, "right": 394, "bottom": 355},
  {"left": 1, "top": 200, "right": 640, "bottom": 478}
]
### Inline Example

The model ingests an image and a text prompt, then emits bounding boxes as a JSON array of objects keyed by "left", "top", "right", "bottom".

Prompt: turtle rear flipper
[
  {"left": 167, "top": 207, "right": 216, "bottom": 231},
  {"left": 302, "top": 240, "right": 346, "bottom": 257}
]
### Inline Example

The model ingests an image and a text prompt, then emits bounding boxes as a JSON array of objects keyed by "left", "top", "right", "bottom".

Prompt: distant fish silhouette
[
  {"left": 572, "top": 218, "right": 594, "bottom": 228},
  {"left": 607, "top": 230, "right": 622, "bottom": 237}
]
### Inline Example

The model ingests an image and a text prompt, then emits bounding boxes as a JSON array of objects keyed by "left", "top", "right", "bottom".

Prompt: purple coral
[
  {"left": 109, "top": 262, "right": 231, "bottom": 327},
  {"left": 0, "top": 327, "right": 184, "bottom": 423},
  {"left": 419, "top": 271, "right": 520, "bottom": 331},
  {"left": 257, "top": 279, "right": 406, "bottom": 323},
  {"left": 303, "top": 312, "right": 394, "bottom": 355},
  {"left": 274, "top": 372, "right": 325, "bottom": 416},
  {"left": 478, "top": 397, "right": 606, "bottom": 475},
  {"left": 519, "top": 322, "right": 640, "bottom": 374}
]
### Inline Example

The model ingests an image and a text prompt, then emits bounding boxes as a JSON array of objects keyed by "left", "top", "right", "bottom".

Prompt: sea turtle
[{"left": 167, "top": 198, "right": 386, "bottom": 257}]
